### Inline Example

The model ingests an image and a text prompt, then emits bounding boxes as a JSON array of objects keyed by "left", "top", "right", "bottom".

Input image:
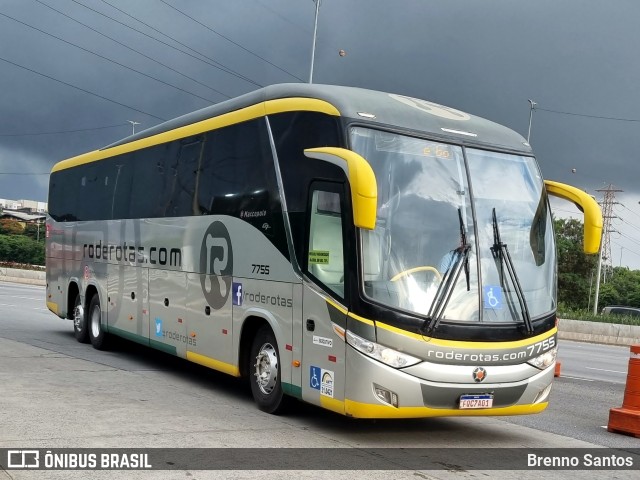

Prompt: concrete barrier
[
  {"left": 558, "top": 318, "right": 640, "bottom": 346},
  {"left": 0, "top": 267, "right": 46, "bottom": 286}
]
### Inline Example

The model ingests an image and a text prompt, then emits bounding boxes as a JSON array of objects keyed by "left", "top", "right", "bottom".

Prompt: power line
[
  {"left": 537, "top": 106, "right": 640, "bottom": 123},
  {"left": 618, "top": 202, "right": 640, "bottom": 223},
  {"left": 612, "top": 240, "right": 640, "bottom": 260},
  {"left": 255, "top": 0, "right": 310, "bottom": 33},
  {"left": 551, "top": 207, "right": 582, "bottom": 216},
  {"left": 160, "top": 0, "right": 304, "bottom": 82},
  {"left": 34, "top": 0, "right": 230, "bottom": 101},
  {"left": 88, "top": 0, "right": 263, "bottom": 88},
  {"left": 0, "top": 55, "right": 166, "bottom": 121},
  {"left": 0, "top": 123, "right": 127, "bottom": 137},
  {"left": 0, "top": 11, "right": 217, "bottom": 105},
  {"left": 0, "top": 172, "right": 49, "bottom": 176},
  {"left": 614, "top": 213, "right": 640, "bottom": 236},
  {"left": 616, "top": 230, "right": 640, "bottom": 250}
]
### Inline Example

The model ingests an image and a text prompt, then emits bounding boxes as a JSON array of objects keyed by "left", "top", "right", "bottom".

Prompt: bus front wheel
[
  {"left": 88, "top": 294, "right": 108, "bottom": 350},
  {"left": 249, "top": 326, "right": 288, "bottom": 414}
]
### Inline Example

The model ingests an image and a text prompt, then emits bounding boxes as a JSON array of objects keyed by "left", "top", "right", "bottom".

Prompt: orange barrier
[
  {"left": 554, "top": 361, "right": 561, "bottom": 377},
  {"left": 607, "top": 344, "right": 640, "bottom": 438}
]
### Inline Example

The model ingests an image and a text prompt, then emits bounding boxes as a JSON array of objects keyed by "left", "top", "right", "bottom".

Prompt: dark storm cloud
[{"left": 1, "top": 0, "right": 640, "bottom": 265}]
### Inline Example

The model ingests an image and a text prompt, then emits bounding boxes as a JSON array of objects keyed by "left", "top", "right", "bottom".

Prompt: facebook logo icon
[{"left": 232, "top": 282, "right": 243, "bottom": 306}]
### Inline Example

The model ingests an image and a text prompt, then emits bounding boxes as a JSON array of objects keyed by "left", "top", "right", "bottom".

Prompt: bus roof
[{"left": 109, "top": 83, "right": 531, "bottom": 154}]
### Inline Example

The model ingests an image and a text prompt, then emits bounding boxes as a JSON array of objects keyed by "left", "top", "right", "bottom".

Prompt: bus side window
[{"left": 307, "top": 189, "right": 345, "bottom": 299}]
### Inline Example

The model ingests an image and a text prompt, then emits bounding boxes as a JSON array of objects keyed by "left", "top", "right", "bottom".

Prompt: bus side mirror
[
  {"left": 304, "top": 147, "right": 377, "bottom": 230},
  {"left": 544, "top": 180, "right": 603, "bottom": 254}
]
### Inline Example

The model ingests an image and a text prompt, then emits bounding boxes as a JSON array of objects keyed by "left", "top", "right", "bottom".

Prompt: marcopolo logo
[{"left": 199, "top": 221, "right": 233, "bottom": 310}]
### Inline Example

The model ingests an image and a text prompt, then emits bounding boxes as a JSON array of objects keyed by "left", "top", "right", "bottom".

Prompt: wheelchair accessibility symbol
[
  {"left": 483, "top": 286, "right": 503, "bottom": 309},
  {"left": 310, "top": 366, "right": 321, "bottom": 390}
]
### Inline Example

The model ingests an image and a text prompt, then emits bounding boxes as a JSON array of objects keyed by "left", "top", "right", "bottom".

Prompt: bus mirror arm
[
  {"left": 544, "top": 180, "right": 603, "bottom": 254},
  {"left": 304, "top": 147, "right": 378, "bottom": 230}
]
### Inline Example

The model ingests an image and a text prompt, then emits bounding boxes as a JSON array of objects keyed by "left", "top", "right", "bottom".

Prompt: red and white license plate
[{"left": 459, "top": 394, "right": 493, "bottom": 409}]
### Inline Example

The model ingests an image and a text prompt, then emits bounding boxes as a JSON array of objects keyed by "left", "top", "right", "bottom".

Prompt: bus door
[{"left": 301, "top": 185, "right": 347, "bottom": 413}]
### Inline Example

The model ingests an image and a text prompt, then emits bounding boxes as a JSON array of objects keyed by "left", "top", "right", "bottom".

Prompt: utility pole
[
  {"left": 592, "top": 184, "right": 622, "bottom": 314},
  {"left": 309, "top": 0, "right": 321, "bottom": 83}
]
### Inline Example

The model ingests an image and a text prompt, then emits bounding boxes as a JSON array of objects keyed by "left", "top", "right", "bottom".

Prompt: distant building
[
  {"left": 0, "top": 198, "right": 47, "bottom": 214},
  {"left": 0, "top": 210, "right": 46, "bottom": 223}
]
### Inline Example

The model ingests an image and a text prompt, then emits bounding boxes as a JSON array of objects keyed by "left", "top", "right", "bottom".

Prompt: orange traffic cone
[
  {"left": 607, "top": 344, "right": 640, "bottom": 438},
  {"left": 554, "top": 361, "right": 561, "bottom": 377}
]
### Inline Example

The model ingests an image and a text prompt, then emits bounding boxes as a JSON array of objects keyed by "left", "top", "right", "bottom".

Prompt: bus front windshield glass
[{"left": 350, "top": 127, "right": 556, "bottom": 325}]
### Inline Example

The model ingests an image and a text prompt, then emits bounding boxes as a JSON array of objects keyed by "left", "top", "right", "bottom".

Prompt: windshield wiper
[
  {"left": 490, "top": 208, "right": 534, "bottom": 334},
  {"left": 421, "top": 208, "right": 471, "bottom": 335}
]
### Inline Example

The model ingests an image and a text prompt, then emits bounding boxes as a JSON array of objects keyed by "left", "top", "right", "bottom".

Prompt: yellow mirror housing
[
  {"left": 544, "top": 180, "right": 603, "bottom": 254},
  {"left": 303, "top": 147, "right": 378, "bottom": 230}
]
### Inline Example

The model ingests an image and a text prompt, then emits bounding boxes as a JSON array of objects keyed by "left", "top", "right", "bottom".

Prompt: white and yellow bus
[{"left": 46, "top": 84, "right": 602, "bottom": 418}]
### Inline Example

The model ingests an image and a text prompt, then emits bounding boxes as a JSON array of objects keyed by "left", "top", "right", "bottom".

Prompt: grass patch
[{"left": 557, "top": 307, "right": 640, "bottom": 326}]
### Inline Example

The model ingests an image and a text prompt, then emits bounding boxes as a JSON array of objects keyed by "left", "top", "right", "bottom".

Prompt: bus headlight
[
  {"left": 346, "top": 331, "right": 421, "bottom": 368},
  {"left": 527, "top": 346, "right": 557, "bottom": 370}
]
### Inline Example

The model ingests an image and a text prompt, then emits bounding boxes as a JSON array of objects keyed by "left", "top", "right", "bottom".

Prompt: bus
[{"left": 46, "top": 83, "right": 602, "bottom": 418}]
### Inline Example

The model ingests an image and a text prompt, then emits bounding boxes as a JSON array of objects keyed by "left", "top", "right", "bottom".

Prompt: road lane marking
[
  {"left": 558, "top": 375, "right": 595, "bottom": 382},
  {"left": 584, "top": 367, "right": 626, "bottom": 374}
]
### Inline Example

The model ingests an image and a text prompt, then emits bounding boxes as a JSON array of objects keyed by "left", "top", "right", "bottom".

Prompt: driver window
[{"left": 307, "top": 189, "right": 345, "bottom": 298}]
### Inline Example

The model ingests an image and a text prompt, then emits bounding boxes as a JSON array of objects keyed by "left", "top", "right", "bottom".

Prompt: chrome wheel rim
[
  {"left": 90, "top": 304, "right": 101, "bottom": 339},
  {"left": 254, "top": 342, "right": 278, "bottom": 395},
  {"left": 73, "top": 301, "right": 83, "bottom": 331}
]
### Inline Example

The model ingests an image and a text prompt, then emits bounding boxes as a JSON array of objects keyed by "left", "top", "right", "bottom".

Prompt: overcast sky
[{"left": 1, "top": 0, "right": 640, "bottom": 269}]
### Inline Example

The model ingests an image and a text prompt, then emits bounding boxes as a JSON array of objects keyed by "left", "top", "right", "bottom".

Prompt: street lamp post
[
  {"left": 127, "top": 120, "right": 140, "bottom": 135},
  {"left": 527, "top": 99, "right": 536, "bottom": 143},
  {"left": 309, "top": 0, "right": 321, "bottom": 83}
]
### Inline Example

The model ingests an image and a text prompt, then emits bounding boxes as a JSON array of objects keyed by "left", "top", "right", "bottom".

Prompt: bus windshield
[{"left": 350, "top": 127, "right": 556, "bottom": 325}]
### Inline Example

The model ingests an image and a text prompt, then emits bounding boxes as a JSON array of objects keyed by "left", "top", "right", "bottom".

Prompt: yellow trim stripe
[
  {"left": 265, "top": 97, "right": 340, "bottom": 117},
  {"left": 326, "top": 297, "right": 376, "bottom": 326},
  {"left": 46, "top": 301, "right": 59, "bottom": 315},
  {"left": 326, "top": 297, "right": 348, "bottom": 315},
  {"left": 422, "top": 327, "right": 557, "bottom": 349},
  {"left": 326, "top": 299, "right": 556, "bottom": 348},
  {"left": 376, "top": 322, "right": 558, "bottom": 349},
  {"left": 320, "top": 396, "right": 346, "bottom": 415},
  {"left": 186, "top": 351, "right": 241, "bottom": 377},
  {"left": 51, "top": 98, "right": 340, "bottom": 173},
  {"left": 344, "top": 399, "right": 548, "bottom": 419}
]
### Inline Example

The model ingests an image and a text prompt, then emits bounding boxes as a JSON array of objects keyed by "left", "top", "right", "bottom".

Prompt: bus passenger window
[{"left": 307, "top": 190, "right": 345, "bottom": 298}]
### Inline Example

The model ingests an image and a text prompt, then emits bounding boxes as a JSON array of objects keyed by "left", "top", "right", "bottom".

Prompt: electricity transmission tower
[
  {"left": 592, "top": 184, "right": 622, "bottom": 313},
  {"left": 596, "top": 184, "right": 622, "bottom": 282}
]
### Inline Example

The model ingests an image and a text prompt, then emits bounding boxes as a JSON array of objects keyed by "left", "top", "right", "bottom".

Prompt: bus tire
[
  {"left": 88, "top": 294, "right": 108, "bottom": 350},
  {"left": 72, "top": 293, "right": 89, "bottom": 343},
  {"left": 249, "top": 325, "right": 288, "bottom": 414}
]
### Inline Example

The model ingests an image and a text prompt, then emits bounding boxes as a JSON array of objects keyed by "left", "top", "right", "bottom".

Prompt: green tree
[
  {"left": 0, "top": 218, "right": 25, "bottom": 235},
  {"left": 595, "top": 267, "right": 640, "bottom": 311},
  {"left": 0, "top": 234, "right": 45, "bottom": 265},
  {"left": 23, "top": 222, "right": 45, "bottom": 242},
  {"left": 555, "top": 218, "right": 640, "bottom": 312},
  {"left": 554, "top": 218, "right": 598, "bottom": 309}
]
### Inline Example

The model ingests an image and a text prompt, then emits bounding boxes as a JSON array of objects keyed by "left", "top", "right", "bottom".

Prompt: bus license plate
[{"left": 459, "top": 394, "right": 493, "bottom": 409}]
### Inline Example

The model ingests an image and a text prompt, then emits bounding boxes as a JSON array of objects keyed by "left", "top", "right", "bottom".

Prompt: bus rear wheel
[
  {"left": 249, "top": 326, "right": 288, "bottom": 414},
  {"left": 88, "top": 294, "right": 108, "bottom": 350},
  {"left": 72, "top": 293, "right": 89, "bottom": 343}
]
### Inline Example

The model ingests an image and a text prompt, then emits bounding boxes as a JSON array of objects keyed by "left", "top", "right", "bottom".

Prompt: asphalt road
[{"left": 0, "top": 282, "right": 638, "bottom": 480}]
